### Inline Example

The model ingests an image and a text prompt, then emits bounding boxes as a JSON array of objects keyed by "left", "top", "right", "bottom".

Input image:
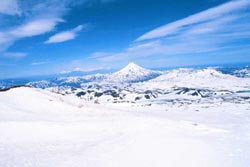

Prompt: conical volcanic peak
[
  {"left": 118, "top": 62, "right": 149, "bottom": 73},
  {"left": 109, "top": 62, "right": 161, "bottom": 83}
]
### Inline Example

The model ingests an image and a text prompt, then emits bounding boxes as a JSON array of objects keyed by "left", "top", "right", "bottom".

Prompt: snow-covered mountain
[
  {"left": 108, "top": 62, "right": 161, "bottom": 83},
  {"left": 1, "top": 64, "right": 250, "bottom": 91},
  {"left": 233, "top": 68, "right": 250, "bottom": 78},
  {"left": 23, "top": 63, "right": 250, "bottom": 105},
  {"left": 27, "top": 62, "right": 161, "bottom": 88},
  {"left": 137, "top": 68, "right": 250, "bottom": 91}
]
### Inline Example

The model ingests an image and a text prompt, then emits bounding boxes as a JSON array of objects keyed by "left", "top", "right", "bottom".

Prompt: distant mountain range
[
  {"left": 4, "top": 63, "right": 242, "bottom": 105},
  {"left": 27, "top": 62, "right": 162, "bottom": 88},
  {"left": 0, "top": 63, "right": 250, "bottom": 105}
]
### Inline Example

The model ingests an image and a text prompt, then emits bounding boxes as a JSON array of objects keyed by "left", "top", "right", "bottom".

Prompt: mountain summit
[
  {"left": 118, "top": 62, "right": 147, "bottom": 73},
  {"left": 109, "top": 62, "right": 161, "bottom": 83}
]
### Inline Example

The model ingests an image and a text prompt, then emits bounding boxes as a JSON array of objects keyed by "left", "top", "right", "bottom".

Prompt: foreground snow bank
[{"left": 0, "top": 87, "right": 249, "bottom": 167}]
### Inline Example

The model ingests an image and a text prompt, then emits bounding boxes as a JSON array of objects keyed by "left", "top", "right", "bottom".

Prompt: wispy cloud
[
  {"left": 2, "top": 52, "right": 27, "bottom": 58},
  {"left": 10, "top": 18, "right": 64, "bottom": 38},
  {"left": 31, "top": 61, "right": 49, "bottom": 66},
  {"left": 0, "top": 0, "right": 93, "bottom": 54},
  {"left": 45, "top": 25, "right": 84, "bottom": 44},
  {"left": 0, "top": 1, "right": 67, "bottom": 55},
  {"left": 90, "top": 0, "right": 250, "bottom": 66},
  {"left": 88, "top": 52, "right": 112, "bottom": 59},
  {"left": 60, "top": 66, "right": 110, "bottom": 74},
  {"left": 0, "top": 0, "right": 21, "bottom": 16},
  {"left": 90, "top": 40, "right": 220, "bottom": 62},
  {"left": 0, "top": 32, "right": 13, "bottom": 52},
  {"left": 0, "top": 17, "right": 64, "bottom": 55},
  {"left": 0, "top": 0, "right": 115, "bottom": 52},
  {"left": 136, "top": 0, "right": 250, "bottom": 41}
]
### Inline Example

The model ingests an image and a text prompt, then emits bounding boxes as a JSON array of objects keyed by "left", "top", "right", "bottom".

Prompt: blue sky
[{"left": 0, "top": 0, "right": 249, "bottom": 78}]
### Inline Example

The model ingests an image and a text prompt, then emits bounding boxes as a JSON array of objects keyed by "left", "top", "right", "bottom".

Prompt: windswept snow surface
[{"left": 0, "top": 87, "right": 250, "bottom": 167}]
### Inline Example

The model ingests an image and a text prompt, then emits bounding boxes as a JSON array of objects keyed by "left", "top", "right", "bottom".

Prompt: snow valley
[{"left": 0, "top": 63, "right": 250, "bottom": 167}]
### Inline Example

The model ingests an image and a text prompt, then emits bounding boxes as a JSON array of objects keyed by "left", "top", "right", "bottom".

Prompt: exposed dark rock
[
  {"left": 0, "top": 85, "right": 31, "bottom": 92},
  {"left": 94, "top": 92, "right": 103, "bottom": 97},
  {"left": 135, "top": 97, "right": 142, "bottom": 101},
  {"left": 76, "top": 91, "right": 86, "bottom": 97}
]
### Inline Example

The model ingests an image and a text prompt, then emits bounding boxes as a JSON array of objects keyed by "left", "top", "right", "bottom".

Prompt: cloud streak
[
  {"left": 0, "top": 0, "right": 116, "bottom": 51},
  {"left": 31, "top": 61, "right": 49, "bottom": 66},
  {"left": 0, "top": 0, "right": 93, "bottom": 55},
  {"left": 45, "top": 25, "right": 84, "bottom": 44},
  {"left": 136, "top": 0, "right": 250, "bottom": 41},
  {"left": 0, "top": 0, "right": 117, "bottom": 60},
  {"left": 0, "top": 0, "right": 21, "bottom": 16},
  {"left": 2, "top": 52, "right": 27, "bottom": 58},
  {"left": 10, "top": 18, "right": 64, "bottom": 38},
  {"left": 0, "top": 1, "right": 68, "bottom": 55},
  {"left": 89, "top": 0, "right": 250, "bottom": 66}
]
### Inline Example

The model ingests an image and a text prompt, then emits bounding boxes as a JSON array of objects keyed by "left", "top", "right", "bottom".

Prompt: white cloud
[
  {"left": 93, "top": 40, "right": 220, "bottom": 62},
  {"left": 90, "top": 0, "right": 250, "bottom": 64},
  {"left": 45, "top": 25, "right": 84, "bottom": 44},
  {"left": 137, "top": 0, "right": 250, "bottom": 41},
  {"left": 88, "top": 52, "right": 111, "bottom": 59},
  {"left": 60, "top": 66, "right": 110, "bottom": 74},
  {"left": 10, "top": 18, "right": 64, "bottom": 38},
  {"left": 31, "top": 61, "right": 49, "bottom": 65},
  {"left": 0, "top": 0, "right": 87, "bottom": 54},
  {"left": 0, "top": 0, "right": 21, "bottom": 16},
  {"left": 0, "top": 32, "right": 13, "bottom": 51},
  {"left": 0, "top": 1, "right": 67, "bottom": 55},
  {"left": 0, "top": 18, "right": 63, "bottom": 54},
  {"left": 2, "top": 52, "right": 27, "bottom": 58},
  {"left": 0, "top": 0, "right": 114, "bottom": 55}
]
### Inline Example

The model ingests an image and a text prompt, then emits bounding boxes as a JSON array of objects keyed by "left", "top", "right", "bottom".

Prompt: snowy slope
[
  {"left": 137, "top": 68, "right": 250, "bottom": 91},
  {"left": 0, "top": 87, "right": 250, "bottom": 167},
  {"left": 26, "top": 66, "right": 250, "bottom": 105},
  {"left": 62, "top": 67, "right": 250, "bottom": 104}
]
